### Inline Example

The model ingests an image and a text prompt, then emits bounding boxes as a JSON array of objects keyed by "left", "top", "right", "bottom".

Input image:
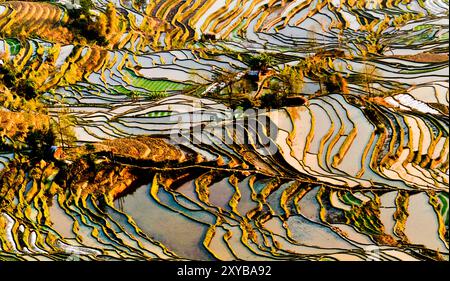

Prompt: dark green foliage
[
  {"left": 234, "top": 97, "right": 253, "bottom": 110},
  {"left": 260, "top": 93, "right": 283, "bottom": 109},
  {"left": 244, "top": 53, "right": 275, "bottom": 72},
  {"left": 64, "top": 0, "right": 107, "bottom": 46},
  {"left": 80, "top": 0, "right": 94, "bottom": 13},
  {"left": 325, "top": 73, "right": 346, "bottom": 94},
  {"left": 64, "top": 17, "right": 107, "bottom": 46},
  {"left": 85, "top": 143, "right": 95, "bottom": 151},
  {"left": 134, "top": 0, "right": 147, "bottom": 10},
  {"left": 0, "top": 64, "right": 41, "bottom": 100}
]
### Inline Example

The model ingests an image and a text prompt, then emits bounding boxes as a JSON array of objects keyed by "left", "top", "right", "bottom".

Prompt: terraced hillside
[{"left": 0, "top": 0, "right": 448, "bottom": 261}]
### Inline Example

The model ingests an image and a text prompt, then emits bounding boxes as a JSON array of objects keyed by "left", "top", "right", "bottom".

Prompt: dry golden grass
[
  {"left": 391, "top": 52, "right": 449, "bottom": 63},
  {"left": 66, "top": 136, "right": 187, "bottom": 162}
]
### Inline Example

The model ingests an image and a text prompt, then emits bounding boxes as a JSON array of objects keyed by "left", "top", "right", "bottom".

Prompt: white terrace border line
[{"left": 425, "top": 0, "right": 449, "bottom": 14}]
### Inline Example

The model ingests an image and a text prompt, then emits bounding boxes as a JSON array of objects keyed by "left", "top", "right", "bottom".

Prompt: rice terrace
[{"left": 0, "top": 0, "right": 448, "bottom": 261}]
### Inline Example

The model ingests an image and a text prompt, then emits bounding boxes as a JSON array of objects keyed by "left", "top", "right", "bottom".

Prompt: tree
[
  {"left": 275, "top": 65, "right": 304, "bottom": 96},
  {"left": 325, "top": 73, "right": 349, "bottom": 95},
  {"left": 245, "top": 53, "right": 275, "bottom": 73},
  {"left": 64, "top": 0, "right": 109, "bottom": 46},
  {"left": 53, "top": 108, "right": 77, "bottom": 151},
  {"left": 260, "top": 93, "right": 283, "bottom": 108},
  {"left": 80, "top": 0, "right": 93, "bottom": 14},
  {"left": 24, "top": 129, "right": 56, "bottom": 159},
  {"left": 0, "top": 58, "right": 43, "bottom": 100}
]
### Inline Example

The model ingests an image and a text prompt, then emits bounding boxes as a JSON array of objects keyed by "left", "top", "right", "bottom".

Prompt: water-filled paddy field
[{"left": 0, "top": 0, "right": 448, "bottom": 261}]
